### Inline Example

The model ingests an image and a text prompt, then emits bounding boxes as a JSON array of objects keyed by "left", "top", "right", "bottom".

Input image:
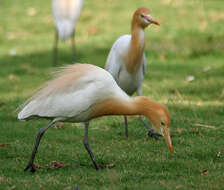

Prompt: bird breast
[
  {"left": 53, "top": 0, "right": 83, "bottom": 20},
  {"left": 118, "top": 64, "right": 144, "bottom": 96},
  {"left": 52, "top": 0, "right": 83, "bottom": 40}
]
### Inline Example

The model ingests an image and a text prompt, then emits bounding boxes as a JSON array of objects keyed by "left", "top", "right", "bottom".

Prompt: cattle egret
[
  {"left": 18, "top": 64, "right": 173, "bottom": 173},
  {"left": 105, "top": 7, "right": 160, "bottom": 138},
  {"left": 52, "top": 0, "right": 83, "bottom": 65}
]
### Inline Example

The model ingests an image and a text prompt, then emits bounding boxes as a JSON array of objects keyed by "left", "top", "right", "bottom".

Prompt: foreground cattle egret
[
  {"left": 18, "top": 64, "right": 173, "bottom": 172},
  {"left": 52, "top": 0, "right": 83, "bottom": 65},
  {"left": 105, "top": 7, "right": 160, "bottom": 138}
]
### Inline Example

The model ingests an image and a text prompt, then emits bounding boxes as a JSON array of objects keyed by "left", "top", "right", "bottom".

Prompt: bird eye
[{"left": 160, "top": 121, "right": 165, "bottom": 126}]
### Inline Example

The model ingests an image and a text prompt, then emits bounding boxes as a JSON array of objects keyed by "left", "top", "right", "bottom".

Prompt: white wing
[
  {"left": 105, "top": 35, "right": 131, "bottom": 82},
  {"left": 52, "top": 0, "right": 83, "bottom": 40},
  {"left": 18, "top": 64, "right": 127, "bottom": 122}
]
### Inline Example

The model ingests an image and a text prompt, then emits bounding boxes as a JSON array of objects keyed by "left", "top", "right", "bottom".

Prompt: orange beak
[
  {"left": 145, "top": 15, "right": 160, "bottom": 26},
  {"left": 162, "top": 128, "right": 173, "bottom": 152}
]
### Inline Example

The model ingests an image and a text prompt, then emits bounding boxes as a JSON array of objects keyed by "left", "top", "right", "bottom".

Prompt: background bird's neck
[{"left": 126, "top": 26, "right": 145, "bottom": 74}]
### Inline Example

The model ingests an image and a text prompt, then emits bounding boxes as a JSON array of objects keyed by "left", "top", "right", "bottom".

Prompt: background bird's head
[{"left": 133, "top": 7, "right": 160, "bottom": 29}]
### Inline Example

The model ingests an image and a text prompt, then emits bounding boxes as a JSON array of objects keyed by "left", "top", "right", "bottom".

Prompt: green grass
[{"left": 0, "top": 0, "right": 224, "bottom": 189}]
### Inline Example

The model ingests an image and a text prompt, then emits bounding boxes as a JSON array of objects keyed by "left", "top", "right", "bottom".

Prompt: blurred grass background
[{"left": 0, "top": 0, "right": 224, "bottom": 189}]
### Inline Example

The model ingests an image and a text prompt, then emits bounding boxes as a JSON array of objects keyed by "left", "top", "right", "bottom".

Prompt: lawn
[{"left": 0, "top": 0, "right": 224, "bottom": 189}]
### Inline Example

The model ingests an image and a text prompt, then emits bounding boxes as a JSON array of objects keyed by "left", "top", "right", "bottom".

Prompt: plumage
[
  {"left": 18, "top": 63, "right": 172, "bottom": 172},
  {"left": 105, "top": 7, "right": 160, "bottom": 138},
  {"left": 18, "top": 64, "right": 128, "bottom": 121},
  {"left": 105, "top": 35, "right": 146, "bottom": 95},
  {"left": 52, "top": 0, "right": 83, "bottom": 40}
]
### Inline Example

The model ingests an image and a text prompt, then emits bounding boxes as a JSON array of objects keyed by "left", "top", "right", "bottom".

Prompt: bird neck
[
  {"left": 89, "top": 97, "right": 137, "bottom": 119},
  {"left": 133, "top": 96, "right": 163, "bottom": 125},
  {"left": 89, "top": 96, "right": 160, "bottom": 123},
  {"left": 126, "top": 25, "right": 145, "bottom": 74}
]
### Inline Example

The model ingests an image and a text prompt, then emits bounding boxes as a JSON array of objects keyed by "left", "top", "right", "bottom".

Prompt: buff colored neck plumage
[
  {"left": 126, "top": 19, "right": 145, "bottom": 74},
  {"left": 90, "top": 96, "right": 168, "bottom": 125}
]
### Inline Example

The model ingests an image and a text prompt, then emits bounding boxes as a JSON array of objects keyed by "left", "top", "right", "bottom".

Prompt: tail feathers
[
  {"left": 17, "top": 100, "right": 38, "bottom": 121},
  {"left": 18, "top": 110, "right": 29, "bottom": 121},
  {"left": 18, "top": 105, "right": 32, "bottom": 121},
  {"left": 18, "top": 112, "right": 27, "bottom": 121},
  {"left": 56, "top": 20, "right": 75, "bottom": 41}
]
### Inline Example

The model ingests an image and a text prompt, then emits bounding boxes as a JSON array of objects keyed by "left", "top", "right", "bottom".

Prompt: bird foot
[
  {"left": 147, "top": 130, "right": 162, "bottom": 140},
  {"left": 24, "top": 163, "right": 36, "bottom": 173}
]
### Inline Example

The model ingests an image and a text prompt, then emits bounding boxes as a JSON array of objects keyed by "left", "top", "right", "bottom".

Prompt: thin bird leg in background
[
  {"left": 24, "top": 120, "right": 56, "bottom": 173},
  {"left": 139, "top": 116, "right": 162, "bottom": 140},
  {"left": 71, "top": 30, "right": 76, "bottom": 62},
  {"left": 83, "top": 122, "right": 100, "bottom": 170},
  {"left": 137, "top": 87, "right": 162, "bottom": 139},
  {"left": 52, "top": 30, "right": 59, "bottom": 65},
  {"left": 124, "top": 116, "right": 128, "bottom": 138}
]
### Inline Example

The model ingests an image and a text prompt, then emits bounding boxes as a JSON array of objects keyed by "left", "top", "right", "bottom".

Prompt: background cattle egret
[
  {"left": 18, "top": 64, "right": 173, "bottom": 173},
  {"left": 52, "top": 0, "right": 83, "bottom": 65},
  {"left": 105, "top": 7, "right": 160, "bottom": 139}
]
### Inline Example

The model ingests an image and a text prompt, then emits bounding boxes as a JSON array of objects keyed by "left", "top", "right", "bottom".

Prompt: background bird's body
[
  {"left": 52, "top": 0, "right": 83, "bottom": 65},
  {"left": 105, "top": 34, "right": 145, "bottom": 95},
  {"left": 52, "top": 0, "right": 83, "bottom": 40},
  {"left": 105, "top": 7, "right": 160, "bottom": 138}
]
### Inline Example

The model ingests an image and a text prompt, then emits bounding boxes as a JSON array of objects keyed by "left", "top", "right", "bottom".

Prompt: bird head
[
  {"left": 133, "top": 7, "right": 160, "bottom": 28},
  {"left": 137, "top": 97, "right": 173, "bottom": 152},
  {"left": 148, "top": 107, "right": 173, "bottom": 153}
]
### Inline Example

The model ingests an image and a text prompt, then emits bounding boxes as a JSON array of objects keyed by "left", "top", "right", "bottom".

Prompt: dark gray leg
[
  {"left": 71, "top": 30, "right": 76, "bottom": 62},
  {"left": 139, "top": 116, "right": 162, "bottom": 140},
  {"left": 137, "top": 88, "right": 161, "bottom": 139},
  {"left": 83, "top": 122, "right": 100, "bottom": 170},
  {"left": 124, "top": 116, "right": 128, "bottom": 138},
  {"left": 24, "top": 120, "right": 56, "bottom": 173},
  {"left": 52, "top": 30, "right": 59, "bottom": 66}
]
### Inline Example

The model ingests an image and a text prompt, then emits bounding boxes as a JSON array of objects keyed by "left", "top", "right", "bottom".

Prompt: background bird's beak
[
  {"left": 145, "top": 15, "right": 160, "bottom": 26},
  {"left": 162, "top": 128, "right": 173, "bottom": 152}
]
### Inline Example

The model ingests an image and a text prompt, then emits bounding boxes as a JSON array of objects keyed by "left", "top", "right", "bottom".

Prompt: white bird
[
  {"left": 18, "top": 63, "right": 173, "bottom": 173},
  {"left": 52, "top": 0, "right": 83, "bottom": 65},
  {"left": 105, "top": 7, "right": 160, "bottom": 138}
]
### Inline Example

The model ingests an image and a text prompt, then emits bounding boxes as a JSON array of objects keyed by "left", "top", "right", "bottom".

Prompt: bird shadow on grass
[{"left": 0, "top": 45, "right": 111, "bottom": 74}]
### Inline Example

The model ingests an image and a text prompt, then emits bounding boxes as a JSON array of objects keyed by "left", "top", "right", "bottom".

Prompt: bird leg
[
  {"left": 139, "top": 116, "right": 162, "bottom": 140},
  {"left": 83, "top": 122, "right": 100, "bottom": 170},
  {"left": 71, "top": 30, "right": 76, "bottom": 62},
  {"left": 124, "top": 116, "right": 128, "bottom": 138},
  {"left": 24, "top": 120, "right": 56, "bottom": 173},
  {"left": 136, "top": 88, "right": 162, "bottom": 139},
  {"left": 52, "top": 30, "right": 59, "bottom": 66}
]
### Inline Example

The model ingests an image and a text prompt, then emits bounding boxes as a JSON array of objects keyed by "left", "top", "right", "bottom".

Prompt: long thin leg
[
  {"left": 137, "top": 86, "right": 161, "bottom": 139},
  {"left": 71, "top": 30, "right": 76, "bottom": 62},
  {"left": 24, "top": 120, "right": 56, "bottom": 173},
  {"left": 83, "top": 122, "right": 100, "bottom": 170},
  {"left": 124, "top": 116, "right": 128, "bottom": 138},
  {"left": 139, "top": 116, "right": 162, "bottom": 140},
  {"left": 52, "top": 29, "right": 59, "bottom": 66},
  {"left": 138, "top": 116, "right": 150, "bottom": 130}
]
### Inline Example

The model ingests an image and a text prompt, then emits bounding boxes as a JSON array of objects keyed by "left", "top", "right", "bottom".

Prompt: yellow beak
[
  {"left": 145, "top": 15, "right": 160, "bottom": 26},
  {"left": 162, "top": 128, "right": 173, "bottom": 152}
]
